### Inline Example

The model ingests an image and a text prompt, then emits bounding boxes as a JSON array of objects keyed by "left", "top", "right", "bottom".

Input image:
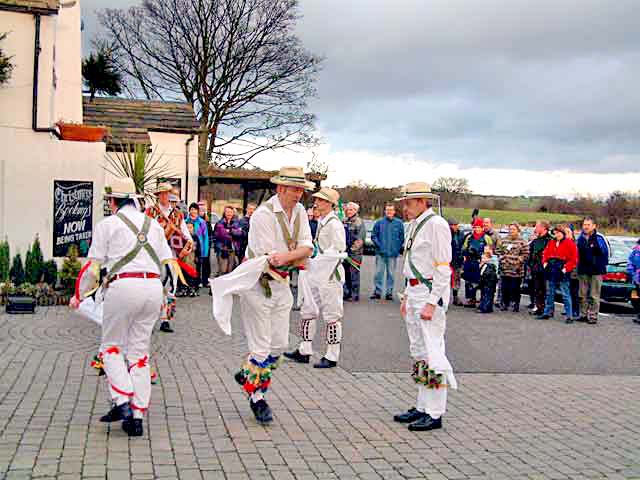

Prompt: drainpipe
[
  {"left": 32, "top": 14, "right": 61, "bottom": 139},
  {"left": 185, "top": 133, "right": 195, "bottom": 203}
]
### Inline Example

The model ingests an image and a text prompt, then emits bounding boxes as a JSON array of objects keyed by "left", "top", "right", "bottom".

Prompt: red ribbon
[{"left": 105, "top": 346, "right": 120, "bottom": 355}]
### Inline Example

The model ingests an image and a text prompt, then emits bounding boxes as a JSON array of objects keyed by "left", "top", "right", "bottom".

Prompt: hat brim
[
  {"left": 154, "top": 189, "right": 172, "bottom": 195},
  {"left": 271, "top": 176, "right": 315, "bottom": 191},
  {"left": 394, "top": 192, "right": 439, "bottom": 202},
  {"left": 312, "top": 191, "right": 337, "bottom": 205},
  {"left": 104, "top": 192, "right": 144, "bottom": 199}
]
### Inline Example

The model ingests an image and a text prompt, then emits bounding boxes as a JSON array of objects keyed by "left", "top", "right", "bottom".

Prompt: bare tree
[
  {"left": 98, "top": 0, "right": 322, "bottom": 170},
  {"left": 432, "top": 177, "right": 472, "bottom": 194}
]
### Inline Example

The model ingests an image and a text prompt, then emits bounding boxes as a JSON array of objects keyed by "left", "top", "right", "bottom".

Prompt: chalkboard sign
[{"left": 53, "top": 180, "right": 93, "bottom": 257}]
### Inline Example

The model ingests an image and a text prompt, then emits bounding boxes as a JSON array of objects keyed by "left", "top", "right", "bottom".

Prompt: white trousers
[
  {"left": 299, "top": 281, "right": 344, "bottom": 362},
  {"left": 405, "top": 284, "right": 456, "bottom": 419},
  {"left": 101, "top": 278, "right": 164, "bottom": 416},
  {"left": 239, "top": 280, "right": 293, "bottom": 363}
]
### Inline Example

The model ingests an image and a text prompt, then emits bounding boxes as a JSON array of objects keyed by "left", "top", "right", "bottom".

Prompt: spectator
[
  {"left": 538, "top": 225, "right": 578, "bottom": 323},
  {"left": 483, "top": 218, "right": 501, "bottom": 248},
  {"left": 237, "top": 203, "right": 256, "bottom": 260},
  {"left": 462, "top": 218, "right": 493, "bottom": 308},
  {"left": 576, "top": 217, "right": 610, "bottom": 324},
  {"left": 180, "top": 223, "right": 201, "bottom": 297},
  {"left": 198, "top": 202, "right": 214, "bottom": 285},
  {"left": 308, "top": 206, "right": 319, "bottom": 239},
  {"left": 343, "top": 202, "right": 367, "bottom": 302},
  {"left": 527, "top": 221, "right": 553, "bottom": 316},
  {"left": 478, "top": 245, "right": 499, "bottom": 313},
  {"left": 208, "top": 208, "right": 220, "bottom": 277},
  {"left": 214, "top": 206, "right": 243, "bottom": 275},
  {"left": 496, "top": 223, "right": 529, "bottom": 312},
  {"left": 370, "top": 204, "right": 405, "bottom": 301},
  {"left": 627, "top": 239, "right": 640, "bottom": 323},
  {"left": 186, "top": 202, "right": 210, "bottom": 288},
  {"left": 449, "top": 218, "right": 465, "bottom": 305},
  {"left": 564, "top": 227, "right": 581, "bottom": 320}
]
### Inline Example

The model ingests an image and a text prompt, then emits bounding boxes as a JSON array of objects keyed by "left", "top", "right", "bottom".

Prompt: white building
[{"left": 0, "top": 0, "right": 199, "bottom": 260}]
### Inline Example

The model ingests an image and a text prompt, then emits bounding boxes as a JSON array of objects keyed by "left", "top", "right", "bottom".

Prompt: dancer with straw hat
[
  {"left": 233, "top": 166, "right": 314, "bottom": 423},
  {"left": 70, "top": 178, "right": 175, "bottom": 437},
  {"left": 393, "top": 182, "right": 457, "bottom": 432}
]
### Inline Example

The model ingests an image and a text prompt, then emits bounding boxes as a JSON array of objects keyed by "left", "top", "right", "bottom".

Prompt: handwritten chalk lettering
[{"left": 53, "top": 180, "right": 94, "bottom": 257}]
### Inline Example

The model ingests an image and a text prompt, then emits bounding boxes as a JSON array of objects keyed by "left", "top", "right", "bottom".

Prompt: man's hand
[
  {"left": 400, "top": 298, "right": 407, "bottom": 317},
  {"left": 268, "top": 251, "right": 290, "bottom": 268},
  {"left": 543, "top": 263, "right": 548, "bottom": 269},
  {"left": 561, "top": 268, "right": 567, "bottom": 274},
  {"left": 69, "top": 296, "right": 80, "bottom": 310},
  {"left": 420, "top": 303, "right": 436, "bottom": 321}
]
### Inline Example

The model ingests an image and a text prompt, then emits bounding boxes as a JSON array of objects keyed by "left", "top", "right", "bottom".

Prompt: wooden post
[{"left": 242, "top": 185, "right": 249, "bottom": 215}]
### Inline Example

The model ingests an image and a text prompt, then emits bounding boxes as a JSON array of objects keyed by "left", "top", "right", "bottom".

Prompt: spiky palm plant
[
  {"left": 0, "top": 32, "right": 14, "bottom": 87},
  {"left": 103, "top": 144, "right": 176, "bottom": 203}
]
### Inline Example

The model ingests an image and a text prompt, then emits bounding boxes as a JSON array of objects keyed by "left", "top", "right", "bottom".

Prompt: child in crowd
[
  {"left": 177, "top": 223, "right": 201, "bottom": 297},
  {"left": 478, "top": 245, "right": 499, "bottom": 313}
]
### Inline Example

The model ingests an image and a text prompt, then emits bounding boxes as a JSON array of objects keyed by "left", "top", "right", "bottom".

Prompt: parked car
[
  {"left": 601, "top": 236, "right": 638, "bottom": 308},
  {"left": 363, "top": 219, "right": 375, "bottom": 255}
]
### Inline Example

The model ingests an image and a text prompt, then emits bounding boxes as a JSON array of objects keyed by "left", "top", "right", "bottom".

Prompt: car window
[{"left": 608, "top": 238, "right": 632, "bottom": 264}]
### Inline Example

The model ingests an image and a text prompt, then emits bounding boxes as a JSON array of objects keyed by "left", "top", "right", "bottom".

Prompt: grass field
[{"left": 441, "top": 207, "right": 580, "bottom": 227}]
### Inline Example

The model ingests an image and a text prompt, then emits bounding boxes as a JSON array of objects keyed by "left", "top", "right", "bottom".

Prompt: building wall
[
  {"left": 53, "top": 1, "right": 83, "bottom": 123},
  {"left": 0, "top": 127, "right": 106, "bottom": 259},
  {"left": 0, "top": 11, "right": 57, "bottom": 129}
]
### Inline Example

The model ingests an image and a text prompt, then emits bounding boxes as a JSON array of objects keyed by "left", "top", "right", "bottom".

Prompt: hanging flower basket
[{"left": 57, "top": 122, "right": 108, "bottom": 142}]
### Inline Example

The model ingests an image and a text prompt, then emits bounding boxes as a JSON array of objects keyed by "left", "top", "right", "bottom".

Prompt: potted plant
[
  {"left": 57, "top": 246, "right": 81, "bottom": 305},
  {"left": 56, "top": 120, "right": 109, "bottom": 142}
]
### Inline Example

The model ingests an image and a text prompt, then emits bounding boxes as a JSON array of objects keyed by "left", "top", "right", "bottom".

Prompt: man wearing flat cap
[
  {"left": 234, "top": 166, "right": 314, "bottom": 423},
  {"left": 393, "top": 182, "right": 457, "bottom": 432},
  {"left": 71, "top": 179, "right": 175, "bottom": 437},
  {"left": 285, "top": 187, "right": 347, "bottom": 369}
]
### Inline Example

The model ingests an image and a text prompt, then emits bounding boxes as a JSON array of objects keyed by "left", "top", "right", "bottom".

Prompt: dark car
[
  {"left": 363, "top": 219, "right": 375, "bottom": 255},
  {"left": 600, "top": 237, "right": 637, "bottom": 308}
]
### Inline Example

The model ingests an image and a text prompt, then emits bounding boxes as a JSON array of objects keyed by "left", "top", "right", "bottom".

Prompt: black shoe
[
  {"left": 393, "top": 407, "right": 427, "bottom": 424},
  {"left": 159, "top": 321, "right": 174, "bottom": 333},
  {"left": 463, "top": 301, "right": 476, "bottom": 308},
  {"left": 512, "top": 304, "right": 520, "bottom": 313},
  {"left": 122, "top": 417, "right": 143, "bottom": 437},
  {"left": 408, "top": 414, "right": 442, "bottom": 432},
  {"left": 250, "top": 399, "right": 273, "bottom": 424},
  {"left": 577, "top": 316, "right": 588, "bottom": 323},
  {"left": 565, "top": 318, "right": 574, "bottom": 324},
  {"left": 385, "top": 294, "right": 394, "bottom": 301},
  {"left": 283, "top": 350, "right": 310, "bottom": 364},
  {"left": 370, "top": 293, "right": 381, "bottom": 300},
  {"left": 633, "top": 316, "right": 640, "bottom": 324},
  {"left": 500, "top": 304, "right": 509, "bottom": 311},
  {"left": 529, "top": 308, "right": 539, "bottom": 316},
  {"left": 100, "top": 402, "right": 132, "bottom": 423},
  {"left": 343, "top": 294, "right": 352, "bottom": 301},
  {"left": 352, "top": 296, "right": 359, "bottom": 302},
  {"left": 536, "top": 314, "right": 551, "bottom": 320},
  {"left": 587, "top": 318, "right": 598, "bottom": 324},
  {"left": 313, "top": 357, "right": 337, "bottom": 369}
]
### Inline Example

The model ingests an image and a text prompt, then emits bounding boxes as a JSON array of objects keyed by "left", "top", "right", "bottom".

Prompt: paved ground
[
  {"left": 1, "top": 277, "right": 640, "bottom": 479},
  {"left": 299, "top": 256, "right": 640, "bottom": 375}
]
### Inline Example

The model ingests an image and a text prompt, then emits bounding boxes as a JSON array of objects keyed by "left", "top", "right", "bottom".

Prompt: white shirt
[
  {"left": 88, "top": 205, "right": 174, "bottom": 274},
  {"left": 159, "top": 204, "right": 192, "bottom": 240},
  {"left": 247, "top": 195, "right": 313, "bottom": 256},
  {"left": 315, "top": 211, "right": 346, "bottom": 253},
  {"left": 403, "top": 208, "right": 452, "bottom": 306}
]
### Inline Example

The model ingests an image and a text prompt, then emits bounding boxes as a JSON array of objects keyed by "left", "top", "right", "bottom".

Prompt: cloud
[{"left": 80, "top": 0, "right": 640, "bottom": 179}]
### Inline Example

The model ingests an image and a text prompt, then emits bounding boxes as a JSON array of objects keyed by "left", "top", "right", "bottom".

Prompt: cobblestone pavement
[
  {"left": 1, "top": 293, "right": 639, "bottom": 480},
  {"left": 334, "top": 256, "right": 640, "bottom": 374}
]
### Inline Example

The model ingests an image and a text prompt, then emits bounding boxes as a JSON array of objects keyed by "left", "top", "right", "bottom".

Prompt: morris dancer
[
  {"left": 284, "top": 187, "right": 347, "bottom": 369},
  {"left": 70, "top": 179, "right": 174, "bottom": 437},
  {"left": 145, "top": 183, "right": 193, "bottom": 333},
  {"left": 235, "top": 166, "right": 314, "bottom": 423},
  {"left": 393, "top": 182, "right": 457, "bottom": 432}
]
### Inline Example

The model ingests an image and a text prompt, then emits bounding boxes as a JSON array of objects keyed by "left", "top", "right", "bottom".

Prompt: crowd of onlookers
[{"left": 177, "top": 195, "right": 640, "bottom": 324}]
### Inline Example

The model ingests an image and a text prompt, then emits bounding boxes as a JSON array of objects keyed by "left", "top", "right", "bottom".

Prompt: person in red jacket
[{"left": 537, "top": 225, "right": 578, "bottom": 323}]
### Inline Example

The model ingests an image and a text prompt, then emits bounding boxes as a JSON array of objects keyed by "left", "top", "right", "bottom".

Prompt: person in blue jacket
[
  {"left": 627, "top": 239, "right": 640, "bottom": 323},
  {"left": 370, "top": 204, "right": 405, "bottom": 301},
  {"left": 575, "top": 217, "right": 610, "bottom": 324}
]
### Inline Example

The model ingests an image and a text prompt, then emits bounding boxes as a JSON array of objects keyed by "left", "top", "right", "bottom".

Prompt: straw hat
[
  {"left": 312, "top": 187, "right": 340, "bottom": 206},
  {"left": 154, "top": 182, "right": 173, "bottom": 195},
  {"left": 270, "top": 166, "right": 315, "bottom": 190},
  {"left": 394, "top": 182, "right": 439, "bottom": 201},
  {"left": 104, "top": 178, "right": 143, "bottom": 199}
]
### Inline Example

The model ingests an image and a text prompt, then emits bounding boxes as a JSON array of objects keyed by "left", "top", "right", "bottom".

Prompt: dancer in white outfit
[
  {"left": 393, "top": 182, "right": 457, "bottom": 432},
  {"left": 70, "top": 178, "right": 174, "bottom": 437},
  {"left": 234, "top": 166, "right": 314, "bottom": 424},
  {"left": 285, "top": 187, "right": 346, "bottom": 368}
]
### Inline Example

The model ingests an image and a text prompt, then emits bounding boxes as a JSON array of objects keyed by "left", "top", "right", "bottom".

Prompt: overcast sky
[{"left": 80, "top": 0, "right": 640, "bottom": 197}]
